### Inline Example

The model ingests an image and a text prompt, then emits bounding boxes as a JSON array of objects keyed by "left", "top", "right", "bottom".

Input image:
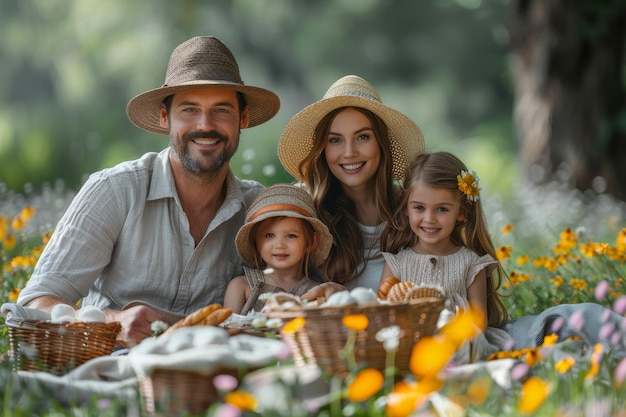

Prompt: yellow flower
[
  {"left": 9, "top": 288, "right": 21, "bottom": 302},
  {"left": 0, "top": 216, "right": 8, "bottom": 241},
  {"left": 496, "top": 246, "right": 512, "bottom": 261},
  {"left": 555, "top": 356, "right": 576, "bottom": 373},
  {"left": 342, "top": 314, "right": 369, "bottom": 331},
  {"left": 281, "top": 317, "right": 305, "bottom": 334},
  {"left": 410, "top": 335, "right": 456, "bottom": 378},
  {"left": 42, "top": 231, "right": 53, "bottom": 245},
  {"left": 457, "top": 169, "right": 481, "bottom": 201},
  {"left": 4, "top": 234, "right": 16, "bottom": 249},
  {"left": 541, "top": 333, "right": 558, "bottom": 347},
  {"left": 345, "top": 368, "right": 384, "bottom": 402},
  {"left": 616, "top": 228, "right": 626, "bottom": 253},
  {"left": 501, "top": 224, "right": 515, "bottom": 235},
  {"left": 11, "top": 216, "right": 26, "bottom": 232},
  {"left": 517, "top": 377, "right": 550, "bottom": 414},
  {"left": 569, "top": 278, "right": 587, "bottom": 291},
  {"left": 224, "top": 390, "right": 257, "bottom": 411},
  {"left": 19, "top": 206, "right": 36, "bottom": 220},
  {"left": 555, "top": 228, "right": 577, "bottom": 255},
  {"left": 550, "top": 275, "right": 564, "bottom": 288},
  {"left": 585, "top": 344, "right": 604, "bottom": 379},
  {"left": 516, "top": 255, "right": 529, "bottom": 265}
]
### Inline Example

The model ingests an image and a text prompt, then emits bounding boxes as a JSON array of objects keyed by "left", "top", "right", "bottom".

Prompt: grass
[{"left": 1, "top": 178, "right": 626, "bottom": 416}]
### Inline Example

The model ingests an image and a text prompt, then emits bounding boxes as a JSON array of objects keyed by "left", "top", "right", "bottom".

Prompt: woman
[{"left": 278, "top": 75, "right": 425, "bottom": 290}]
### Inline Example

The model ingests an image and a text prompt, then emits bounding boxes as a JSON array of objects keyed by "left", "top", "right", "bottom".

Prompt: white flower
[
  {"left": 251, "top": 316, "right": 268, "bottom": 328},
  {"left": 375, "top": 325, "right": 403, "bottom": 352},
  {"left": 150, "top": 320, "right": 169, "bottom": 336},
  {"left": 266, "top": 318, "right": 283, "bottom": 329}
]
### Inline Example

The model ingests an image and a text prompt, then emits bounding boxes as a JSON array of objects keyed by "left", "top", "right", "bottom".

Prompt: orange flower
[
  {"left": 439, "top": 307, "right": 484, "bottom": 346},
  {"left": 516, "top": 255, "right": 529, "bottom": 265},
  {"left": 466, "top": 375, "right": 491, "bottom": 405},
  {"left": 386, "top": 381, "right": 428, "bottom": 417},
  {"left": 342, "top": 314, "right": 369, "bottom": 331},
  {"left": 281, "top": 317, "right": 305, "bottom": 334},
  {"left": 501, "top": 224, "right": 515, "bottom": 235},
  {"left": 345, "top": 368, "right": 384, "bottom": 402},
  {"left": 410, "top": 335, "right": 456, "bottom": 378},
  {"left": 517, "top": 377, "right": 550, "bottom": 414},
  {"left": 224, "top": 390, "right": 257, "bottom": 411}
]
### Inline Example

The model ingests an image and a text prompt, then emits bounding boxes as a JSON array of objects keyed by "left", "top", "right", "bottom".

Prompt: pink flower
[
  {"left": 594, "top": 280, "right": 609, "bottom": 301},
  {"left": 214, "top": 404, "right": 242, "bottom": 417},
  {"left": 510, "top": 362, "right": 529, "bottom": 381},
  {"left": 614, "top": 357, "right": 626, "bottom": 387},
  {"left": 568, "top": 310, "right": 585, "bottom": 332},
  {"left": 550, "top": 316, "right": 564, "bottom": 333},
  {"left": 213, "top": 374, "right": 239, "bottom": 392},
  {"left": 614, "top": 296, "right": 626, "bottom": 316},
  {"left": 599, "top": 324, "right": 614, "bottom": 341}
]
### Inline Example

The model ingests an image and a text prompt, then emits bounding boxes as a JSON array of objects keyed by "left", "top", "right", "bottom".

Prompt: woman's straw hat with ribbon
[
  {"left": 236, "top": 184, "right": 333, "bottom": 268},
  {"left": 278, "top": 75, "right": 424, "bottom": 181},
  {"left": 126, "top": 36, "right": 280, "bottom": 134}
]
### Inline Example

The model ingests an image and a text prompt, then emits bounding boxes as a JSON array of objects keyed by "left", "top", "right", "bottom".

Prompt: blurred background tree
[{"left": 0, "top": 0, "right": 624, "bottom": 201}]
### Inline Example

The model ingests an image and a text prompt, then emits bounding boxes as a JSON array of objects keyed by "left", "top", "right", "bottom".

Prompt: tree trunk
[{"left": 505, "top": 0, "right": 626, "bottom": 200}]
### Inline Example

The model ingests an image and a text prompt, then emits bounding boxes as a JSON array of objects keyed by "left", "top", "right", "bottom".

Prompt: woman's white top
[{"left": 345, "top": 223, "right": 385, "bottom": 291}]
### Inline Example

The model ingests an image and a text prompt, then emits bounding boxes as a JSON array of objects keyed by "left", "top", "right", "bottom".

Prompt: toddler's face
[{"left": 255, "top": 217, "right": 310, "bottom": 272}]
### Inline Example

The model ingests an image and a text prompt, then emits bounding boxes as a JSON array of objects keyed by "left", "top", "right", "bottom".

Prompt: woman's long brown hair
[{"left": 297, "top": 107, "right": 399, "bottom": 285}]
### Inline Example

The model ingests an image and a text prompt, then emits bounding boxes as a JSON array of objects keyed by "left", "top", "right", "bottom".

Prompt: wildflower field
[{"left": 1, "top": 179, "right": 626, "bottom": 416}]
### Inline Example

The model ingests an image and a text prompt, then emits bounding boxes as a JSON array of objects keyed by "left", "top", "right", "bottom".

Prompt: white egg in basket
[
  {"left": 51, "top": 314, "right": 77, "bottom": 324},
  {"left": 77, "top": 306, "right": 106, "bottom": 322},
  {"left": 350, "top": 287, "right": 378, "bottom": 304},
  {"left": 50, "top": 304, "right": 77, "bottom": 322}
]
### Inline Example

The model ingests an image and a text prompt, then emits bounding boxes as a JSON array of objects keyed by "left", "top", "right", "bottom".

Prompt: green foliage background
[{"left": 0, "top": 0, "right": 517, "bottom": 195}]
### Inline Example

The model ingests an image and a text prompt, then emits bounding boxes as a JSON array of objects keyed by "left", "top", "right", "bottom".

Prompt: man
[{"left": 17, "top": 36, "right": 280, "bottom": 346}]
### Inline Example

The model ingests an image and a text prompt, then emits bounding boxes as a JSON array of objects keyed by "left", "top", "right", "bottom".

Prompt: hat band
[{"left": 249, "top": 204, "right": 312, "bottom": 222}]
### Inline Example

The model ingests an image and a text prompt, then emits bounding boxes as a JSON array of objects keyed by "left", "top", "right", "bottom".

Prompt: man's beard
[{"left": 172, "top": 130, "right": 239, "bottom": 174}]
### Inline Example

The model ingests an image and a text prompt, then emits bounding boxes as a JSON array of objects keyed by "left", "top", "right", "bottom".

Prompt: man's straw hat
[
  {"left": 236, "top": 184, "right": 332, "bottom": 268},
  {"left": 126, "top": 36, "right": 280, "bottom": 134},
  {"left": 278, "top": 75, "right": 424, "bottom": 181}
]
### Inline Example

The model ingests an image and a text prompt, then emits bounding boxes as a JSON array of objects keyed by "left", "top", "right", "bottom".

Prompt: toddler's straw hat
[
  {"left": 236, "top": 184, "right": 333, "bottom": 268},
  {"left": 126, "top": 36, "right": 280, "bottom": 134},
  {"left": 278, "top": 75, "right": 424, "bottom": 181}
]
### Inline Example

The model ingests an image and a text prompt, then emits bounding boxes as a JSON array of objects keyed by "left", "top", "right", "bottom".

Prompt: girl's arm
[
  {"left": 466, "top": 268, "right": 488, "bottom": 330},
  {"left": 223, "top": 276, "right": 251, "bottom": 315}
]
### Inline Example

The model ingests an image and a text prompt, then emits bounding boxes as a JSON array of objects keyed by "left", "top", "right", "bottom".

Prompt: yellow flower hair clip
[{"left": 457, "top": 169, "right": 481, "bottom": 202}]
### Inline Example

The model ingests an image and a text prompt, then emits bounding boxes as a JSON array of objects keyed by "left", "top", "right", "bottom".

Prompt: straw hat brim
[
  {"left": 235, "top": 210, "right": 333, "bottom": 269},
  {"left": 278, "top": 95, "right": 424, "bottom": 181},
  {"left": 126, "top": 81, "right": 280, "bottom": 134}
]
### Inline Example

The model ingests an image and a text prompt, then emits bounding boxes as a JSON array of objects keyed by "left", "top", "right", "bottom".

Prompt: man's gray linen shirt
[{"left": 17, "top": 148, "right": 263, "bottom": 316}]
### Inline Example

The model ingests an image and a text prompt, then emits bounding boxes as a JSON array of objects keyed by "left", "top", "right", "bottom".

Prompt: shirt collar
[{"left": 147, "top": 147, "right": 246, "bottom": 210}]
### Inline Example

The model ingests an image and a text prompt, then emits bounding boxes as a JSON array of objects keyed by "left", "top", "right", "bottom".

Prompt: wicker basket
[
  {"left": 5, "top": 317, "right": 121, "bottom": 375},
  {"left": 139, "top": 367, "right": 240, "bottom": 416},
  {"left": 267, "top": 297, "right": 445, "bottom": 376}
]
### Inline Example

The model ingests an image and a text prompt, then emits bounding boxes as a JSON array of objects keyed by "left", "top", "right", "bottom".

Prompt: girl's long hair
[
  {"left": 382, "top": 152, "right": 509, "bottom": 327},
  {"left": 298, "top": 107, "right": 399, "bottom": 285}
]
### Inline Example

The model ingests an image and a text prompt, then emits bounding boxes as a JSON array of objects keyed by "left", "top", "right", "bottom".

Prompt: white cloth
[{"left": 18, "top": 148, "right": 264, "bottom": 316}]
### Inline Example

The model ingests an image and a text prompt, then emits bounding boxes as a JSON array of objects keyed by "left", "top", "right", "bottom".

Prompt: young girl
[
  {"left": 278, "top": 75, "right": 425, "bottom": 291},
  {"left": 224, "top": 184, "right": 333, "bottom": 315},
  {"left": 381, "top": 151, "right": 509, "bottom": 331}
]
